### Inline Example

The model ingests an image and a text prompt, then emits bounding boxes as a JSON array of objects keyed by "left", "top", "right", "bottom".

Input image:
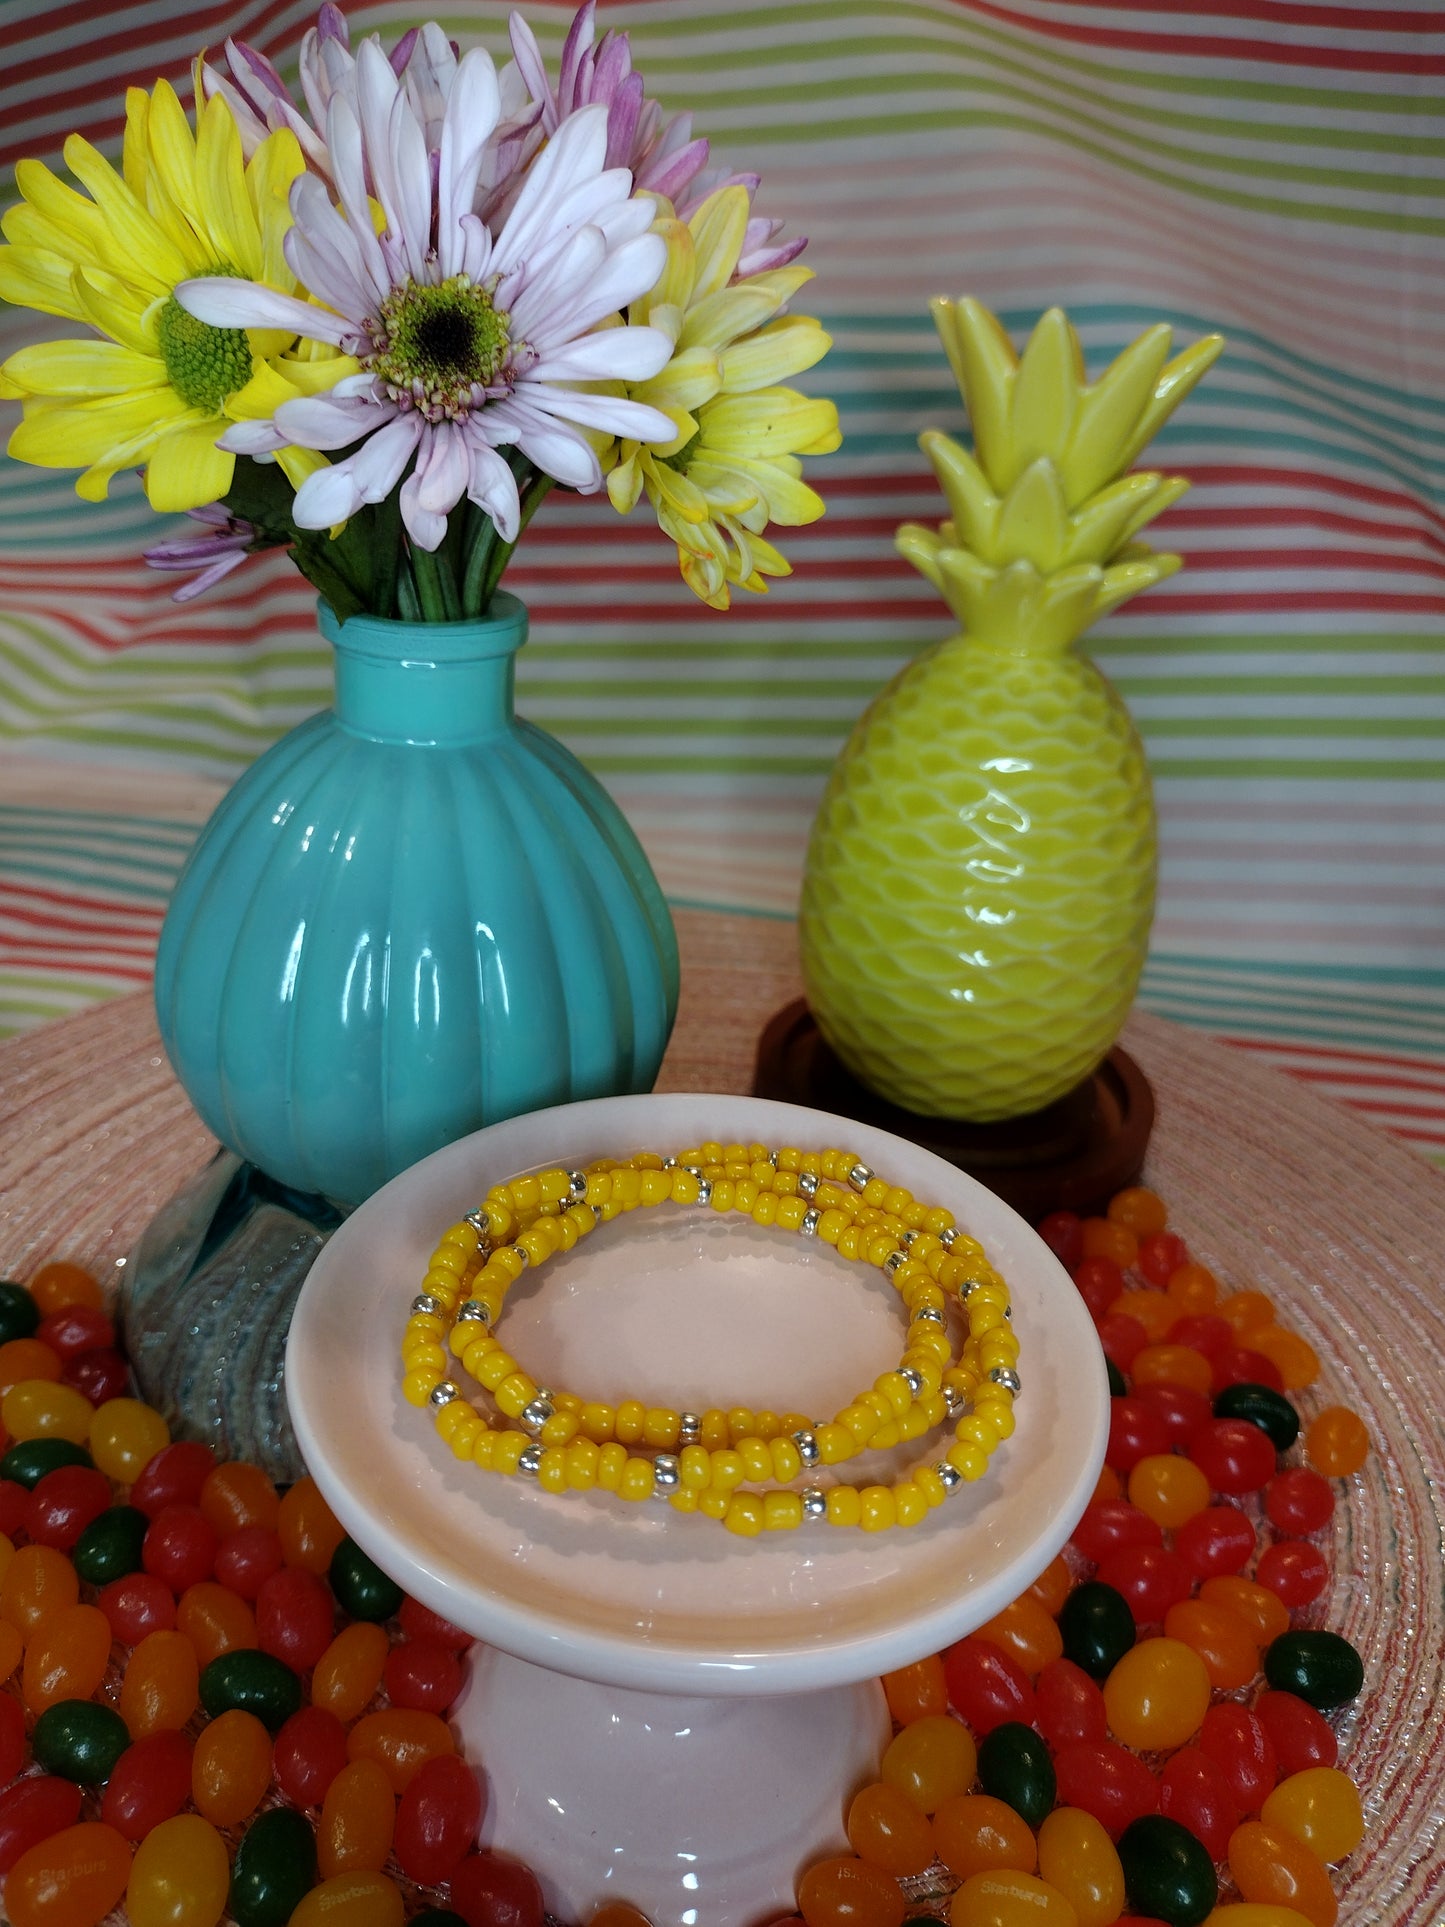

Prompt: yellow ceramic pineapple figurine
[{"left": 800, "top": 299, "right": 1224, "bottom": 1121}]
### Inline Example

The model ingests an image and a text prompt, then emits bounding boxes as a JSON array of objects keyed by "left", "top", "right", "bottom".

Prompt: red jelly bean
[
  {"left": 1265, "top": 1467, "right": 1335, "bottom": 1535},
  {"left": 1106, "top": 1399, "right": 1170, "bottom": 1475},
  {"left": 1072, "top": 1258, "right": 1125, "bottom": 1322},
  {"left": 449, "top": 1851, "right": 545, "bottom": 1927},
  {"left": 1034, "top": 1658, "right": 1108, "bottom": 1750},
  {"left": 1138, "top": 1232, "right": 1189, "bottom": 1285},
  {"left": 1165, "top": 1315, "right": 1232, "bottom": 1363},
  {"left": 1254, "top": 1690, "right": 1338, "bottom": 1774},
  {"left": 0, "top": 1480, "right": 28, "bottom": 1537},
  {"left": 398, "top": 1598, "right": 475, "bottom": 1651},
  {"left": 1188, "top": 1418, "right": 1276, "bottom": 1496},
  {"left": 25, "top": 1466, "right": 113, "bottom": 1553},
  {"left": 61, "top": 1350, "right": 130, "bottom": 1407},
  {"left": 1097, "top": 1314, "right": 1148, "bottom": 1373},
  {"left": 1173, "top": 1504, "right": 1256, "bottom": 1580},
  {"left": 394, "top": 1754, "right": 485, "bottom": 1886},
  {"left": 256, "top": 1567, "right": 336, "bottom": 1672},
  {"left": 99, "top": 1731, "right": 193, "bottom": 1842},
  {"left": 1255, "top": 1540, "right": 1329, "bottom": 1607},
  {"left": 1132, "top": 1382, "right": 1212, "bottom": 1449},
  {"left": 131, "top": 1442, "right": 217, "bottom": 1519},
  {"left": 274, "top": 1706, "right": 350, "bottom": 1809},
  {"left": 1093, "top": 1544, "right": 1192, "bottom": 1623},
  {"left": 1037, "top": 1212, "right": 1084, "bottom": 1273},
  {"left": 215, "top": 1526, "right": 286, "bottom": 1602},
  {"left": 0, "top": 1777, "right": 83, "bottom": 1875},
  {"left": 35, "top": 1306, "right": 115, "bottom": 1360},
  {"left": 142, "top": 1504, "right": 219, "bottom": 1593},
  {"left": 1212, "top": 1347, "right": 1285, "bottom": 1394},
  {"left": 1053, "top": 1740, "right": 1160, "bottom": 1839},
  {"left": 1198, "top": 1702, "right": 1277, "bottom": 1813},
  {"left": 0, "top": 1691, "right": 25, "bottom": 1784},
  {"left": 942, "top": 1636, "right": 1037, "bottom": 1736},
  {"left": 1072, "top": 1500, "right": 1163, "bottom": 1564},
  {"left": 1159, "top": 1745, "right": 1241, "bottom": 1861},
  {"left": 98, "top": 1572, "right": 177, "bottom": 1646},
  {"left": 384, "top": 1639, "right": 466, "bottom": 1714}
]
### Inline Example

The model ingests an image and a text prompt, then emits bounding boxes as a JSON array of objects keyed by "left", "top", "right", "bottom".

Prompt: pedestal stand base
[
  {"left": 457, "top": 1646, "right": 892, "bottom": 1927},
  {"left": 753, "top": 999, "right": 1154, "bottom": 1219},
  {"left": 119, "top": 1151, "right": 343, "bottom": 1482}
]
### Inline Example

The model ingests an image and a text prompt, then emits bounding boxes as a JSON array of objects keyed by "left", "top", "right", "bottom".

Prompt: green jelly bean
[
  {"left": 200, "top": 1650, "right": 303, "bottom": 1732},
  {"left": 977, "top": 1721, "right": 1056, "bottom": 1828},
  {"left": 1264, "top": 1630, "right": 1365, "bottom": 1709},
  {"left": 329, "top": 1537, "right": 404, "bottom": 1622},
  {"left": 1106, "top": 1356, "right": 1128, "bottom": 1398},
  {"left": 1213, "top": 1383, "right": 1300, "bottom": 1452},
  {"left": 230, "top": 1807, "right": 317, "bottom": 1927},
  {"left": 1059, "top": 1579, "right": 1136, "bottom": 1679},
  {"left": 32, "top": 1699, "right": 131, "bottom": 1785},
  {"left": 1118, "top": 1814, "right": 1217, "bottom": 1927},
  {"left": 1, "top": 1438, "right": 94, "bottom": 1489},
  {"left": 0, "top": 1282, "right": 40, "bottom": 1344},
  {"left": 73, "top": 1504, "right": 149, "bottom": 1587}
]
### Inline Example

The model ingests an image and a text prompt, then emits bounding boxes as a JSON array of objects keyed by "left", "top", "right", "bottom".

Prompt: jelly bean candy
[
  {"left": 346, "top": 1708, "right": 455, "bottom": 1793},
  {"left": 844, "top": 1781, "right": 935, "bottom": 1876},
  {"left": 87, "top": 1399, "right": 170, "bottom": 1484},
  {"left": 200, "top": 1462, "right": 280, "bottom": 1536},
  {"left": 1059, "top": 1582, "right": 1136, "bottom": 1679},
  {"left": 214, "top": 1527, "right": 284, "bottom": 1602},
  {"left": 879, "top": 1714, "right": 977, "bottom": 1812},
  {"left": 256, "top": 1565, "right": 335, "bottom": 1671},
  {"left": 142, "top": 1505, "right": 219, "bottom": 1593},
  {"left": 230, "top": 1807, "right": 318, "bottom": 1927},
  {"left": 933, "top": 1794, "right": 1038, "bottom": 1880},
  {"left": 1199, "top": 1704, "right": 1277, "bottom": 1815},
  {"left": 1163, "top": 1599, "right": 1260, "bottom": 1694},
  {"left": 98, "top": 1572, "right": 176, "bottom": 1646},
  {"left": 394, "top": 1755, "right": 486, "bottom": 1886},
  {"left": 1260, "top": 1768, "right": 1364, "bottom": 1863},
  {"left": 274, "top": 1706, "right": 350, "bottom": 1808},
  {"left": 0, "top": 1282, "right": 41, "bottom": 1343},
  {"left": 176, "top": 1580, "right": 259, "bottom": 1666},
  {"left": 100, "top": 1730, "right": 194, "bottom": 1842},
  {"left": 329, "top": 1537, "right": 404, "bottom": 1621},
  {"left": 1254, "top": 1692, "right": 1338, "bottom": 1775},
  {"left": 72, "top": 1504, "right": 149, "bottom": 1586},
  {"left": 1228, "top": 1820, "right": 1339, "bottom": 1927},
  {"left": 278, "top": 1478, "right": 348, "bottom": 1574},
  {"left": 319, "top": 1760, "right": 396, "bottom": 1878},
  {"left": 1034, "top": 1658, "right": 1108, "bottom": 1751},
  {"left": 942, "top": 1637, "right": 1037, "bottom": 1736},
  {"left": 397, "top": 1597, "right": 474, "bottom": 1650},
  {"left": 1, "top": 1544, "right": 80, "bottom": 1638},
  {"left": 797, "top": 1855, "right": 907, "bottom": 1927},
  {"left": 949, "top": 1869, "right": 1076, "bottom": 1927},
  {"left": 1213, "top": 1384, "right": 1300, "bottom": 1452},
  {"left": 448, "top": 1852, "right": 547, "bottom": 1927},
  {"left": 191, "top": 1709, "right": 273, "bottom": 1830},
  {"left": 27, "top": 1263, "right": 104, "bottom": 1316},
  {"left": 1158, "top": 1746, "right": 1241, "bottom": 1862},
  {"left": 973, "top": 1595, "right": 1064, "bottom": 1677},
  {"left": 32, "top": 1698, "right": 130, "bottom": 1784},
  {"left": 1117, "top": 1814, "right": 1217, "bottom": 1927},
  {"left": 0, "top": 1689, "right": 23, "bottom": 1783},
  {"left": 382, "top": 1638, "right": 466, "bottom": 1713},
  {"left": 1053, "top": 1741, "right": 1160, "bottom": 1839},
  {"left": 312, "top": 1621, "right": 390, "bottom": 1722},
  {"left": 119, "top": 1629, "right": 200, "bottom": 1736},
  {"left": 126, "top": 1813, "right": 230, "bottom": 1927},
  {"left": 1264, "top": 1632, "right": 1363, "bottom": 1710},
  {"left": 1304, "top": 1407, "right": 1368, "bottom": 1477},
  {"left": 4, "top": 1821, "right": 132, "bottom": 1927},
  {"left": 0, "top": 1775, "right": 83, "bottom": 1874},
  {"left": 131, "top": 1441, "right": 216, "bottom": 1518},
  {"left": 977, "top": 1722, "right": 1056, "bottom": 1828},
  {"left": 1103, "top": 1638, "right": 1212, "bottom": 1751},
  {"left": 289, "top": 1873, "right": 405, "bottom": 1927},
  {"left": 199, "top": 1648, "right": 303, "bottom": 1731},
  {"left": 1037, "top": 1807, "right": 1126, "bottom": 1927},
  {"left": 22, "top": 1602, "right": 112, "bottom": 1713},
  {"left": 0, "top": 1440, "right": 92, "bottom": 1490},
  {"left": 25, "top": 1467, "right": 112, "bottom": 1550}
]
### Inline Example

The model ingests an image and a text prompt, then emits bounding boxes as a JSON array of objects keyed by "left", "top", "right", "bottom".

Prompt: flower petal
[
  {"left": 292, "top": 411, "right": 420, "bottom": 527},
  {"left": 273, "top": 389, "right": 391, "bottom": 449},
  {"left": 437, "top": 48, "right": 501, "bottom": 278},
  {"left": 145, "top": 417, "right": 235, "bottom": 510},
  {"left": 1, "top": 338, "right": 167, "bottom": 398},
  {"left": 178, "top": 275, "right": 349, "bottom": 345},
  {"left": 528, "top": 324, "right": 672, "bottom": 383},
  {"left": 463, "top": 435, "right": 521, "bottom": 541},
  {"left": 61, "top": 132, "right": 190, "bottom": 293},
  {"left": 718, "top": 318, "right": 831, "bottom": 394}
]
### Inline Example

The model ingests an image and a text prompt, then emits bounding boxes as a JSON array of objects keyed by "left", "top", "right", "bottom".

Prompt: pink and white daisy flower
[{"left": 178, "top": 41, "right": 674, "bottom": 551}]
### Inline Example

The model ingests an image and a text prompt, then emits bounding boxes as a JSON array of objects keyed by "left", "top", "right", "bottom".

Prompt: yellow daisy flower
[
  {"left": 605, "top": 185, "right": 840, "bottom": 610},
  {"left": 0, "top": 81, "right": 353, "bottom": 511}
]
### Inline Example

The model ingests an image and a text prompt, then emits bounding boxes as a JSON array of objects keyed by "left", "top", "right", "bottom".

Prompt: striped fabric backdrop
[{"left": 2, "top": 1, "right": 1443, "bottom": 1155}]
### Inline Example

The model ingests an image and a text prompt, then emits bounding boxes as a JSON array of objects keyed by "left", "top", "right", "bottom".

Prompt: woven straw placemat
[{"left": 1, "top": 908, "right": 1442, "bottom": 1923}]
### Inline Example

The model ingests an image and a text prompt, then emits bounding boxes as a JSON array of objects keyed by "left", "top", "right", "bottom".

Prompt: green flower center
[
  {"left": 369, "top": 276, "right": 512, "bottom": 422},
  {"left": 157, "top": 269, "right": 253, "bottom": 415}
]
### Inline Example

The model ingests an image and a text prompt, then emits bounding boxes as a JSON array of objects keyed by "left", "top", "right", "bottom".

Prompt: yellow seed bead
[
  {"left": 448, "top": 1422, "right": 481, "bottom": 1459},
  {"left": 916, "top": 1467, "right": 949, "bottom": 1508},
  {"left": 733, "top": 1177, "right": 760, "bottom": 1213},
  {"left": 597, "top": 1443, "right": 628, "bottom": 1490},
  {"left": 536, "top": 1448, "right": 569, "bottom": 1493},
  {"left": 870, "top": 1423, "right": 901, "bottom": 1449},
  {"left": 897, "top": 1405, "right": 930, "bottom": 1444},
  {"left": 493, "top": 1431, "right": 529, "bottom": 1473},
  {"left": 640, "top": 1168, "right": 672, "bottom": 1205},
  {"left": 775, "top": 1195, "right": 806, "bottom": 1232},
  {"left": 816, "top": 1209, "right": 849, "bottom": 1247},
  {"left": 507, "top": 1175, "right": 541, "bottom": 1211},
  {"left": 738, "top": 1437, "right": 772, "bottom": 1483},
  {"left": 405, "top": 1313, "right": 445, "bottom": 1341},
  {"left": 618, "top": 1457, "right": 655, "bottom": 1502},
  {"left": 428, "top": 1245, "right": 470, "bottom": 1276},
  {"left": 613, "top": 1169, "right": 643, "bottom": 1208},
  {"left": 874, "top": 1371, "right": 913, "bottom": 1418},
  {"left": 751, "top": 1191, "right": 778, "bottom": 1228},
  {"left": 974, "top": 1400, "right": 1015, "bottom": 1442},
  {"left": 402, "top": 1371, "right": 436, "bottom": 1407},
  {"left": 894, "top": 1482, "right": 929, "bottom": 1528},
  {"left": 826, "top": 1486, "right": 863, "bottom": 1527},
  {"left": 840, "top": 1405, "right": 876, "bottom": 1445},
  {"left": 580, "top": 1402, "right": 615, "bottom": 1443},
  {"left": 860, "top": 1485, "right": 896, "bottom": 1532},
  {"left": 540, "top": 1412, "right": 580, "bottom": 1447},
  {"left": 769, "top": 1438, "right": 802, "bottom": 1483},
  {"left": 700, "top": 1410, "right": 730, "bottom": 1449},
  {"left": 565, "top": 1440, "right": 599, "bottom": 1490},
  {"left": 436, "top": 1400, "right": 474, "bottom": 1442},
  {"left": 481, "top": 1199, "right": 514, "bottom": 1239},
  {"left": 585, "top": 1172, "right": 614, "bottom": 1205},
  {"left": 670, "top": 1170, "right": 700, "bottom": 1205},
  {"left": 642, "top": 1408, "right": 680, "bottom": 1451},
  {"left": 679, "top": 1446, "right": 711, "bottom": 1490},
  {"left": 709, "top": 1178, "right": 735, "bottom": 1213},
  {"left": 708, "top": 1450, "right": 744, "bottom": 1492},
  {"left": 403, "top": 1345, "right": 448, "bottom": 1381},
  {"left": 615, "top": 1400, "right": 646, "bottom": 1445},
  {"left": 472, "top": 1431, "right": 498, "bottom": 1468},
  {"left": 698, "top": 1491, "right": 730, "bottom": 1520},
  {"left": 536, "top": 1169, "right": 569, "bottom": 1203},
  {"left": 763, "top": 1491, "right": 804, "bottom": 1532},
  {"left": 669, "top": 1488, "right": 699, "bottom": 1514},
  {"left": 954, "top": 1415, "right": 995, "bottom": 1452},
  {"left": 494, "top": 1373, "right": 538, "bottom": 1419},
  {"left": 724, "top": 1494, "right": 764, "bottom": 1537},
  {"left": 948, "top": 1441, "right": 989, "bottom": 1481},
  {"left": 727, "top": 1408, "right": 755, "bottom": 1444},
  {"left": 491, "top": 1247, "right": 528, "bottom": 1283},
  {"left": 754, "top": 1411, "right": 781, "bottom": 1441},
  {"left": 816, "top": 1423, "right": 854, "bottom": 1466},
  {"left": 553, "top": 1391, "right": 583, "bottom": 1415}
]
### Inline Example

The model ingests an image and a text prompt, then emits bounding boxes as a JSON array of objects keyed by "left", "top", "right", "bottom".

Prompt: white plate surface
[{"left": 287, "top": 1092, "right": 1108, "bottom": 1695}]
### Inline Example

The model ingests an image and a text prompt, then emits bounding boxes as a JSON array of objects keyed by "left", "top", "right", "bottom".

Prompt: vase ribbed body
[
  {"left": 799, "top": 631, "right": 1155, "bottom": 1121},
  {"left": 154, "top": 594, "right": 679, "bottom": 1207}
]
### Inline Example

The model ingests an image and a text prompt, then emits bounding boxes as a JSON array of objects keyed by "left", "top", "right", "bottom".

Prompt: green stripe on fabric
[{"left": 1149, "top": 953, "right": 1445, "bottom": 989}]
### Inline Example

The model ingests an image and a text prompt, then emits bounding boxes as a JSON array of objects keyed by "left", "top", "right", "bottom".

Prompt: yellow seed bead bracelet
[{"left": 400, "top": 1144, "right": 1021, "bottom": 1535}]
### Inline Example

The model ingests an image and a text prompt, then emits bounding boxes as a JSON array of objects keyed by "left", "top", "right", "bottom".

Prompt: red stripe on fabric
[
  {"left": 0, "top": 880, "right": 165, "bottom": 924},
  {"left": 1226, "top": 1037, "right": 1445, "bottom": 1075},
  {"left": 0, "top": 936, "right": 153, "bottom": 977},
  {"left": 1273, "top": 1068, "right": 1445, "bottom": 1096},
  {"left": 0, "top": 901, "right": 162, "bottom": 946}
]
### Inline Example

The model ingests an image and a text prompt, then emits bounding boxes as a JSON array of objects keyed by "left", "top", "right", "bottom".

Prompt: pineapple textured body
[{"left": 800, "top": 632, "right": 1156, "bottom": 1120}]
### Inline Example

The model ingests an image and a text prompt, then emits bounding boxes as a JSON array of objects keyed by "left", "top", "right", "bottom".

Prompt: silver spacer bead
[
  {"left": 509, "top": 1244, "right": 530, "bottom": 1271},
  {"left": 662, "top": 1155, "right": 677, "bottom": 1169},
  {"left": 681, "top": 1165, "right": 713, "bottom": 1206},
  {"left": 1004, "top": 1304, "right": 1013, "bottom": 1320},
  {"left": 768, "top": 1150, "right": 780, "bottom": 1168},
  {"left": 520, "top": 1394, "right": 556, "bottom": 1434},
  {"left": 942, "top": 1381, "right": 966, "bottom": 1416},
  {"left": 792, "top": 1428, "right": 821, "bottom": 1467},
  {"left": 989, "top": 1366, "right": 1022, "bottom": 1395},
  {"left": 517, "top": 1444, "right": 544, "bottom": 1477},
  {"left": 652, "top": 1454, "right": 680, "bottom": 1493},
  {"left": 801, "top": 1486, "right": 828, "bottom": 1520},
  {"left": 899, "top": 1366, "right": 925, "bottom": 1397},
  {"left": 882, "top": 1249, "right": 909, "bottom": 1279},
  {"left": 798, "top": 1170, "right": 820, "bottom": 1200},
  {"left": 847, "top": 1161, "right": 872, "bottom": 1192},
  {"left": 456, "top": 1299, "right": 490, "bottom": 1326},
  {"left": 568, "top": 1170, "right": 589, "bottom": 1200},
  {"left": 429, "top": 1380, "right": 461, "bottom": 1407},
  {"left": 464, "top": 1209, "right": 489, "bottom": 1235},
  {"left": 914, "top": 1305, "right": 947, "bottom": 1326},
  {"left": 934, "top": 1461, "right": 963, "bottom": 1491},
  {"left": 678, "top": 1412, "right": 701, "bottom": 1447},
  {"left": 799, "top": 1207, "right": 821, "bottom": 1237},
  {"left": 590, "top": 1203, "right": 604, "bottom": 1224},
  {"left": 938, "top": 1226, "right": 959, "bottom": 1250},
  {"left": 957, "top": 1276, "right": 980, "bottom": 1302},
  {"left": 410, "top": 1293, "right": 443, "bottom": 1317},
  {"left": 900, "top": 1229, "right": 921, "bottom": 1248}
]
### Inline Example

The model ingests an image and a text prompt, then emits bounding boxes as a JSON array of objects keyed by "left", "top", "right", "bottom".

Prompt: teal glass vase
[{"left": 125, "top": 594, "right": 678, "bottom": 1474}]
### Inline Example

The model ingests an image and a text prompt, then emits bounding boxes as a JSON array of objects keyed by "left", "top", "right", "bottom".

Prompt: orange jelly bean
[
  {"left": 1130, "top": 1342, "right": 1214, "bottom": 1398},
  {"left": 1103, "top": 1637, "right": 1212, "bottom": 1751},
  {"left": 319, "top": 1759, "right": 397, "bottom": 1877},
  {"left": 1166, "top": 1262, "right": 1220, "bottom": 1314},
  {"left": 87, "top": 1400, "right": 170, "bottom": 1484},
  {"left": 1107, "top": 1288, "right": 1175, "bottom": 1343},
  {"left": 0, "top": 1340, "right": 62, "bottom": 1400},
  {"left": 22, "top": 1602, "right": 112, "bottom": 1714},
  {"left": 933, "top": 1793, "right": 1038, "bottom": 1879},
  {"left": 1, "top": 1543, "right": 80, "bottom": 1640},
  {"left": 1218, "top": 1291, "right": 1276, "bottom": 1340},
  {"left": 1306, "top": 1406, "right": 1370, "bottom": 1478},
  {"left": 126, "top": 1813, "right": 229, "bottom": 1927},
  {"left": 950, "top": 1869, "right": 1077, "bottom": 1927},
  {"left": 1248, "top": 1326, "right": 1321, "bottom": 1390},
  {"left": 5, "top": 1821, "right": 132, "bottom": 1927},
  {"left": 1164, "top": 1598, "right": 1260, "bottom": 1693},
  {"left": 119, "top": 1629, "right": 200, "bottom": 1737},
  {"left": 346, "top": 1708, "right": 455, "bottom": 1793},
  {"left": 27, "top": 1263, "right": 105, "bottom": 1316},
  {"left": 879, "top": 1715, "right": 976, "bottom": 1813},
  {"left": 0, "top": 1617, "right": 23, "bottom": 1680},
  {"left": 2, "top": 1381, "right": 94, "bottom": 1446},
  {"left": 1025, "top": 1552, "right": 1072, "bottom": 1620},
  {"left": 881, "top": 1653, "right": 948, "bottom": 1725},
  {"left": 278, "top": 1476, "right": 348, "bottom": 1574},
  {"left": 1081, "top": 1219, "right": 1138, "bottom": 1269},
  {"left": 1092, "top": 1463, "right": 1121, "bottom": 1504},
  {"left": 846, "top": 1781, "right": 935, "bottom": 1876},
  {"left": 199, "top": 1461, "right": 281, "bottom": 1535},
  {"left": 974, "top": 1594, "right": 1064, "bottom": 1676},
  {"left": 1229, "top": 1820, "right": 1339, "bottom": 1927},
  {"left": 176, "top": 1582, "right": 258, "bottom": 1666},
  {"left": 289, "top": 1872, "right": 405, "bottom": 1927},
  {"left": 1106, "top": 1187, "right": 1168, "bottom": 1237},
  {"left": 1199, "top": 1575, "right": 1291, "bottom": 1646},
  {"left": 191, "top": 1708, "right": 273, "bottom": 1829},
  {"left": 1260, "top": 1767, "right": 1364, "bottom": 1863},
  {"left": 1129, "top": 1453, "right": 1211, "bottom": 1529},
  {"left": 313, "top": 1622, "right": 391, "bottom": 1723},
  {"left": 797, "top": 1854, "right": 906, "bottom": 1927},
  {"left": 1036, "top": 1807, "right": 1125, "bottom": 1927}
]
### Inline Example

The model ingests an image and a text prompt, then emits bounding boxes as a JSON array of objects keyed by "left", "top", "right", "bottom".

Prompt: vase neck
[{"left": 318, "top": 593, "right": 528, "bottom": 745}]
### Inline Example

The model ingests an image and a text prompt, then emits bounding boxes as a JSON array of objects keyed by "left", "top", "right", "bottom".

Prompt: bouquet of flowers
[{"left": 0, "top": 2, "right": 840, "bottom": 620}]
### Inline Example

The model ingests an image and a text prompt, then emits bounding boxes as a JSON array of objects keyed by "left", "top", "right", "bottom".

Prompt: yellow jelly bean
[
  {"left": 1203, "top": 1909, "right": 1316, "bottom": 1927},
  {"left": 89, "top": 1398, "right": 171, "bottom": 1482},
  {"left": 1260, "top": 1767, "right": 1365, "bottom": 1864},
  {"left": 1037, "top": 1808, "right": 1124, "bottom": 1927},
  {"left": 950, "top": 1868, "right": 1079, "bottom": 1927},
  {"left": 289, "top": 1873, "right": 405, "bottom": 1927},
  {"left": 1, "top": 1381, "right": 94, "bottom": 1445},
  {"left": 126, "top": 1814, "right": 230, "bottom": 1927}
]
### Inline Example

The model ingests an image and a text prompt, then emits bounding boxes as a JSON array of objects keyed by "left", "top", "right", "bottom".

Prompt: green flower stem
[
  {"left": 410, "top": 542, "right": 459, "bottom": 622},
  {"left": 370, "top": 494, "right": 402, "bottom": 622},
  {"left": 478, "top": 474, "right": 554, "bottom": 611},
  {"left": 460, "top": 520, "right": 499, "bottom": 619}
]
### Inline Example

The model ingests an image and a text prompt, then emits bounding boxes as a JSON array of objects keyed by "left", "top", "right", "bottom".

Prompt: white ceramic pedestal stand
[{"left": 287, "top": 1095, "right": 1108, "bottom": 1927}]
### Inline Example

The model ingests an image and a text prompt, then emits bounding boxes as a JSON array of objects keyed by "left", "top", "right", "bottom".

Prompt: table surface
[{"left": 2, "top": 908, "right": 1443, "bottom": 1922}]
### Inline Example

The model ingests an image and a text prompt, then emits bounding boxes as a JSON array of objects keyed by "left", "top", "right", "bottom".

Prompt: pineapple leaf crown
[{"left": 898, "top": 299, "right": 1225, "bottom": 648}]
